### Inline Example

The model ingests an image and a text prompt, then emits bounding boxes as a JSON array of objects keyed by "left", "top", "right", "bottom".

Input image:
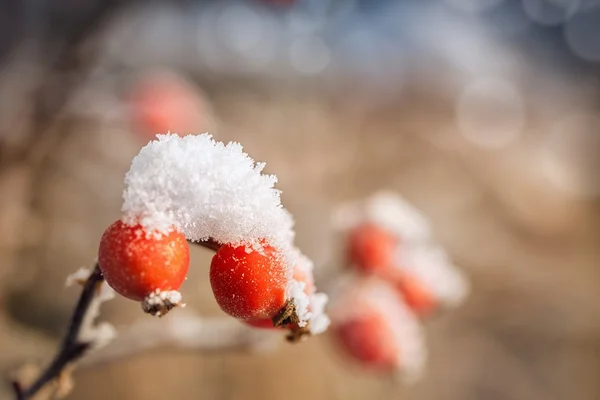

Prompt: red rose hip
[
  {"left": 210, "top": 243, "right": 288, "bottom": 321},
  {"left": 98, "top": 220, "right": 190, "bottom": 314}
]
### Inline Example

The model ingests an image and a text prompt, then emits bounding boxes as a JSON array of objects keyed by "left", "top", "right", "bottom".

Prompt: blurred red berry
[
  {"left": 395, "top": 273, "right": 436, "bottom": 317},
  {"left": 334, "top": 311, "right": 399, "bottom": 372},
  {"left": 210, "top": 243, "right": 288, "bottom": 321},
  {"left": 347, "top": 222, "right": 398, "bottom": 275},
  {"left": 128, "top": 71, "right": 206, "bottom": 141},
  {"left": 98, "top": 220, "right": 190, "bottom": 301},
  {"left": 329, "top": 277, "right": 414, "bottom": 373},
  {"left": 346, "top": 222, "right": 438, "bottom": 317}
]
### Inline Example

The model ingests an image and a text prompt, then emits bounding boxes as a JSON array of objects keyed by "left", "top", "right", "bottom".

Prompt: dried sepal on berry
[{"left": 240, "top": 250, "right": 330, "bottom": 342}]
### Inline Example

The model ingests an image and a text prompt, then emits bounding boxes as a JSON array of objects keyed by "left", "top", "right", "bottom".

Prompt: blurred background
[{"left": 1, "top": 0, "right": 600, "bottom": 399}]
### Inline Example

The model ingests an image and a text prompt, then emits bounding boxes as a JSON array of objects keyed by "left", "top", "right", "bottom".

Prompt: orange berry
[
  {"left": 210, "top": 243, "right": 288, "bottom": 321},
  {"left": 98, "top": 220, "right": 190, "bottom": 301},
  {"left": 347, "top": 222, "right": 398, "bottom": 275},
  {"left": 396, "top": 273, "right": 437, "bottom": 317}
]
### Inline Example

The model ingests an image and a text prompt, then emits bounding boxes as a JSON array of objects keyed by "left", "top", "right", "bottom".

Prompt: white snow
[
  {"left": 122, "top": 134, "right": 295, "bottom": 252},
  {"left": 332, "top": 191, "right": 432, "bottom": 244},
  {"left": 121, "top": 133, "right": 328, "bottom": 330}
]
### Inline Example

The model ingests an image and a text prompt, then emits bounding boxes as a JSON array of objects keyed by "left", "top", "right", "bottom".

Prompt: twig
[
  {"left": 79, "top": 311, "right": 278, "bottom": 368},
  {"left": 10, "top": 238, "right": 235, "bottom": 399},
  {"left": 188, "top": 238, "right": 222, "bottom": 252},
  {"left": 12, "top": 264, "right": 104, "bottom": 400}
]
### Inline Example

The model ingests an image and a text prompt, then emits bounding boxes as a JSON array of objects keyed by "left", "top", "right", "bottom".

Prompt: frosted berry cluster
[
  {"left": 329, "top": 192, "right": 469, "bottom": 380},
  {"left": 97, "top": 134, "right": 330, "bottom": 339}
]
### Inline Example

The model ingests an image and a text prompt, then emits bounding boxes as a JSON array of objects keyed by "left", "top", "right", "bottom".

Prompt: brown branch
[
  {"left": 12, "top": 264, "right": 104, "bottom": 400},
  {"left": 10, "top": 238, "right": 258, "bottom": 399}
]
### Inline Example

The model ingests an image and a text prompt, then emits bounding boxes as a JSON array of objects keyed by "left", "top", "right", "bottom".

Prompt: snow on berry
[
  {"left": 396, "top": 244, "right": 469, "bottom": 309},
  {"left": 210, "top": 243, "right": 288, "bottom": 321},
  {"left": 335, "top": 192, "right": 469, "bottom": 314},
  {"left": 120, "top": 134, "right": 328, "bottom": 330},
  {"left": 240, "top": 251, "right": 330, "bottom": 337},
  {"left": 122, "top": 134, "right": 295, "bottom": 253},
  {"left": 329, "top": 275, "right": 426, "bottom": 381},
  {"left": 333, "top": 191, "right": 432, "bottom": 244}
]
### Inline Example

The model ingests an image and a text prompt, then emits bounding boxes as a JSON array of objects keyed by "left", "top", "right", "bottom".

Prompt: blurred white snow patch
[
  {"left": 396, "top": 244, "right": 470, "bottom": 308},
  {"left": 332, "top": 191, "right": 432, "bottom": 243},
  {"left": 121, "top": 133, "right": 295, "bottom": 260}
]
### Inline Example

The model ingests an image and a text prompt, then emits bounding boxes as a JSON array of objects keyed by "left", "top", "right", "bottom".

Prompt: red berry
[
  {"left": 334, "top": 312, "right": 399, "bottom": 372},
  {"left": 396, "top": 273, "right": 436, "bottom": 317},
  {"left": 347, "top": 223, "right": 398, "bottom": 275},
  {"left": 243, "top": 262, "right": 314, "bottom": 330},
  {"left": 98, "top": 220, "right": 190, "bottom": 301},
  {"left": 128, "top": 71, "right": 206, "bottom": 141},
  {"left": 330, "top": 278, "right": 402, "bottom": 373},
  {"left": 210, "top": 243, "right": 288, "bottom": 321},
  {"left": 346, "top": 222, "right": 438, "bottom": 316}
]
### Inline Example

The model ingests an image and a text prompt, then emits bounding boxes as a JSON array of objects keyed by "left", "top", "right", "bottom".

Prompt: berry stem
[
  {"left": 188, "top": 238, "right": 222, "bottom": 252},
  {"left": 11, "top": 264, "right": 104, "bottom": 400}
]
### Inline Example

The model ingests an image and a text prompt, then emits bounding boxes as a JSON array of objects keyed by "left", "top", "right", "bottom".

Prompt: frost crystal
[
  {"left": 121, "top": 133, "right": 328, "bottom": 330},
  {"left": 122, "top": 134, "right": 295, "bottom": 253}
]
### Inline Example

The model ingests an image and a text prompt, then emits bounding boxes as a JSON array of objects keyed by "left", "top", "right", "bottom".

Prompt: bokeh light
[
  {"left": 521, "top": 0, "right": 578, "bottom": 26},
  {"left": 540, "top": 113, "right": 600, "bottom": 198},
  {"left": 289, "top": 35, "right": 331, "bottom": 76},
  {"left": 565, "top": 7, "right": 600, "bottom": 61},
  {"left": 455, "top": 77, "right": 525, "bottom": 149}
]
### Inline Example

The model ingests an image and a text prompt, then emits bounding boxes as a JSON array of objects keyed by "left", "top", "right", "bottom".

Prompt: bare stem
[
  {"left": 188, "top": 238, "right": 222, "bottom": 252},
  {"left": 12, "top": 264, "right": 104, "bottom": 399}
]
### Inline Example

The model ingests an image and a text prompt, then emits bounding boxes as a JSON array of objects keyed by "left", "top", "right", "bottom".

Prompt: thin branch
[
  {"left": 12, "top": 264, "right": 104, "bottom": 400},
  {"left": 79, "top": 311, "right": 279, "bottom": 368},
  {"left": 188, "top": 238, "right": 222, "bottom": 252},
  {"left": 10, "top": 239, "right": 267, "bottom": 399}
]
